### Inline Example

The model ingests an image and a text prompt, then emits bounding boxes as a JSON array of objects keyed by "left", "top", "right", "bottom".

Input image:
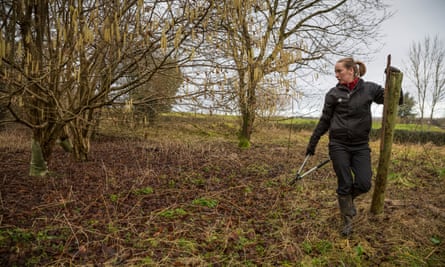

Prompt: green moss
[{"left": 238, "top": 136, "right": 251, "bottom": 148}]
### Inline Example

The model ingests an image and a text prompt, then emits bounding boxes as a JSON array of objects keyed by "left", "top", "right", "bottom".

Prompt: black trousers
[{"left": 329, "top": 142, "right": 372, "bottom": 196}]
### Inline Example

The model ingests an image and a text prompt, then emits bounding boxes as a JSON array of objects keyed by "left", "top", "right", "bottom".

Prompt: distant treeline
[
  {"left": 369, "top": 129, "right": 445, "bottom": 146},
  {"left": 282, "top": 120, "right": 445, "bottom": 146}
]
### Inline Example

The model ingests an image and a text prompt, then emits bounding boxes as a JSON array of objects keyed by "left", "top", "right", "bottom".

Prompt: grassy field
[
  {"left": 280, "top": 117, "right": 445, "bottom": 132},
  {"left": 0, "top": 114, "right": 444, "bottom": 266}
]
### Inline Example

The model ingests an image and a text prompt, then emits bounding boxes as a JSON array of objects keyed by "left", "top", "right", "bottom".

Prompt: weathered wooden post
[{"left": 370, "top": 55, "right": 403, "bottom": 214}]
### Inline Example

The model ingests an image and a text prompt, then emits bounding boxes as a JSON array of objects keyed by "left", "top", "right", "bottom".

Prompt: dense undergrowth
[{"left": 0, "top": 114, "right": 444, "bottom": 266}]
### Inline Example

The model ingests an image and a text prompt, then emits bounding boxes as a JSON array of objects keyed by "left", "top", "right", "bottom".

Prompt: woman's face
[{"left": 335, "top": 62, "right": 355, "bottom": 84}]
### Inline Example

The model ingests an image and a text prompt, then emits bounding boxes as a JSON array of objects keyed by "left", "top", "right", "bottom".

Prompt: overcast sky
[
  {"left": 316, "top": 0, "right": 445, "bottom": 118},
  {"left": 367, "top": 0, "right": 445, "bottom": 83},
  {"left": 369, "top": 0, "right": 445, "bottom": 118}
]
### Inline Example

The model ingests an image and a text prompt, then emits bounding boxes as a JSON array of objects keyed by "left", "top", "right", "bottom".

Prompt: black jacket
[{"left": 308, "top": 78, "right": 386, "bottom": 148}]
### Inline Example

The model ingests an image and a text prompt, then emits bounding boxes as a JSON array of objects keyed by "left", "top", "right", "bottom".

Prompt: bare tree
[
  {"left": 187, "top": 0, "right": 390, "bottom": 147},
  {"left": 430, "top": 37, "right": 445, "bottom": 120},
  {"left": 0, "top": 0, "right": 212, "bottom": 175},
  {"left": 407, "top": 35, "right": 445, "bottom": 121}
]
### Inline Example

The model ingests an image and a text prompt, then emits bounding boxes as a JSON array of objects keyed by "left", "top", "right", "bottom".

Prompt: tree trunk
[
  {"left": 29, "top": 138, "right": 48, "bottom": 177},
  {"left": 58, "top": 127, "right": 73, "bottom": 153},
  {"left": 69, "top": 122, "right": 90, "bottom": 162},
  {"left": 238, "top": 62, "right": 262, "bottom": 148},
  {"left": 239, "top": 109, "right": 254, "bottom": 147},
  {"left": 29, "top": 124, "right": 63, "bottom": 176},
  {"left": 370, "top": 57, "right": 403, "bottom": 214},
  {"left": 68, "top": 109, "right": 98, "bottom": 161},
  {"left": 238, "top": 83, "right": 256, "bottom": 148}
]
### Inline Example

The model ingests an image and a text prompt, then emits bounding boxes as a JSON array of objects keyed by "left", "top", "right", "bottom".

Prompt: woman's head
[{"left": 335, "top": 57, "right": 366, "bottom": 84}]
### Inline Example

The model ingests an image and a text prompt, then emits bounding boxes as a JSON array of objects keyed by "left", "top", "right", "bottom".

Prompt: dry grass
[{"left": 0, "top": 114, "right": 444, "bottom": 266}]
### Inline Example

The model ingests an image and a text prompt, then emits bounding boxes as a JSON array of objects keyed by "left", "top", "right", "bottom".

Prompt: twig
[
  {"left": 0, "top": 190, "right": 4, "bottom": 209},
  {"left": 101, "top": 160, "right": 109, "bottom": 191},
  {"left": 425, "top": 247, "right": 438, "bottom": 260},
  {"left": 31, "top": 200, "right": 75, "bottom": 210},
  {"left": 63, "top": 213, "right": 80, "bottom": 249}
]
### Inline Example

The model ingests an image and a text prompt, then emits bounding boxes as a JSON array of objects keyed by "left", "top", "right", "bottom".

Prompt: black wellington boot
[
  {"left": 351, "top": 190, "right": 361, "bottom": 217},
  {"left": 338, "top": 195, "right": 354, "bottom": 236},
  {"left": 351, "top": 196, "right": 357, "bottom": 217}
]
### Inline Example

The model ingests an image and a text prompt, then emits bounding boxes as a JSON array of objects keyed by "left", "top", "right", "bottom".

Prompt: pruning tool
[{"left": 289, "top": 155, "right": 331, "bottom": 185}]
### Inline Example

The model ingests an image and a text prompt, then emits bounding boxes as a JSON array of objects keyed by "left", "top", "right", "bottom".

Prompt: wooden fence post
[{"left": 370, "top": 55, "right": 403, "bottom": 215}]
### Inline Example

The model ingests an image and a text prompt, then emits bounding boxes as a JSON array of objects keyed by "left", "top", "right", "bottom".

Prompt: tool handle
[
  {"left": 289, "top": 158, "right": 330, "bottom": 185},
  {"left": 316, "top": 159, "right": 331, "bottom": 169},
  {"left": 300, "top": 159, "right": 330, "bottom": 178},
  {"left": 297, "top": 155, "right": 310, "bottom": 174}
]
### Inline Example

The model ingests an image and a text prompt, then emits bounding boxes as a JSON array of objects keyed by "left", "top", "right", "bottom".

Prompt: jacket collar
[
  {"left": 337, "top": 78, "right": 363, "bottom": 94},
  {"left": 344, "top": 77, "right": 360, "bottom": 90}
]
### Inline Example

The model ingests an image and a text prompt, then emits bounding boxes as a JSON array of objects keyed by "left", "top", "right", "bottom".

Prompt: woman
[{"left": 305, "top": 57, "right": 401, "bottom": 236}]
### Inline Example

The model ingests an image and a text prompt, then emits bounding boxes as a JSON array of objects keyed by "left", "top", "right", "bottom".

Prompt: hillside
[{"left": 0, "top": 114, "right": 444, "bottom": 266}]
